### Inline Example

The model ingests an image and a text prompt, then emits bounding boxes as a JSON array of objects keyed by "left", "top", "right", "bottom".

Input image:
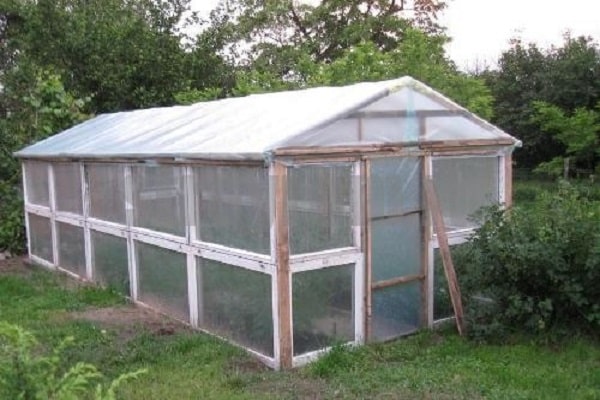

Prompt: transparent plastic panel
[
  {"left": 425, "top": 116, "right": 499, "bottom": 141},
  {"left": 433, "top": 248, "right": 453, "bottom": 320},
  {"left": 24, "top": 161, "right": 49, "bottom": 206},
  {"left": 28, "top": 214, "right": 53, "bottom": 262},
  {"left": 137, "top": 242, "right": 188, "bottom": 321},
  {"left": 198, "top": 259, "right": 273, "bottom": 357},
  {"left": 360, "top": 87, "right": 448, "bottom": 112},
  {"left": 195, "top": 166, "right": 270, "bottom": 254},
  {"left": 133, "top": 165, "right": 185, "bottom": 236},
  {"left": 362, "top": 117, "right": 417, "bottom": 143},
  {"left": 371, "top": 213, "right": 421, "bottom": 282},
  {"left": 370, "top": 157, "right": 421, "bottom": 218},
  {"left": 372, "top": 280, "right": 422, "bottom": 341},
  {"left": 57, "top": 222, "right": 85, "bottom": 277},
  {"left": 433, "top": 156, "right": 499, "bottom": 231},
  {"left": 88, "top": 163, "right": 126, "bottom": 224},
  {"left": 92, "top": 231, "right": 129, "bottom": 295},
  {"left": 288, "top": 164, "right": 353, "bottom": 254},
  {"left": 54, "top": 163, "right": 82, "bottom": 214},
  {"left": 292, "top": 264, "right": 354, "bottom": 355}
]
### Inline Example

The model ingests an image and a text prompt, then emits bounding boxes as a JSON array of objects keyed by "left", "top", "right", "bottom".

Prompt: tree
[
  {"left": 0, "top": 65, "right": 90, "bottom": 253},
  {"left": 202, "top": 0, "right": 447, "bottom": 82},
  {"left": 1, "top": 0, "right": 234, "bottom": 112},
  {"left": 483, "top": 34, "right": 600, "bottom": 169},
  {"left": 532, "top": 101, "right": 599, "bottom": 177}
]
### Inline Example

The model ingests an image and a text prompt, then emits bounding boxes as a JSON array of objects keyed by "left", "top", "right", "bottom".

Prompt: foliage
[
  {"left": 456, "top": 183, "right": 600, "bottom": 340},
  {"left": 308, "top": 32, "right": 494, "bottom": 119},
  {"left": 0, "top": 322, "right": 146, "bottom": 400},
  {"left": 483, "top": 34, "right": 600, "bottom": 168},
  {"left": 1, "top": 0, "right": 234, "bottom": 112},
  {"left": 204, "top": 0, "right": 446, "bottom": 80},
  {"left": 532, "top": 101, "right": 600, "bottom": 177},
  {"left": 0, "top": 68, "right": 89, "bottom": 253}
]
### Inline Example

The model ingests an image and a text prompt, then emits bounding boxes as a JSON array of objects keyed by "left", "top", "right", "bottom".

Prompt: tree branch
[{"left": 289, "top": 4, "right": 311, "bottom": 41}]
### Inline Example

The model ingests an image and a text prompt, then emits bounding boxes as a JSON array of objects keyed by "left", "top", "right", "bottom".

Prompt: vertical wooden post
[
  {"left": 353, "top": 161, "right": 365, "bottom": 343},
  {"left": 124, "top": 165, "right": 138, "bottom": 301},
  {"left": 424, "top": 177, "right": 465, "bottom": 335},
  {"left": 48, "top": 163, "right": 59, "bottom": 267},
  {"left": 362, "top": 159, "right": 373, "bottom": 341},
  {"left": 22, "top": 163, "right": 32, "bottom": 261},
  {"left": 273, "top": 161, "right": 292, "bottom": 369},
  {"left": 420, "top": 155, "right": 431, "bottom": 327},
  {"left": 504, "top": 153, "right": 513, "bottom": 209},
  {"left": 81, "top": 163, "right": 93, "bottom": 280}
]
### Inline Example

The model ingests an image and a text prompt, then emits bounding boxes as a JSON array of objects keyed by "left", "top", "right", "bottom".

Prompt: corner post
[{"left": 273, "top": 161, "right": 292, "bottom": 369}]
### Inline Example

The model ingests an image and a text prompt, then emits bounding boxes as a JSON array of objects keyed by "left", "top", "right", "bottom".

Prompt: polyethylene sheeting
[
  {"left": 132, "top": 165, "right": 185, "bottom": 237},
  {"left": 433, "top": 156, "right": 500, "bottom": 230},
  {"left": 16, "top": 77, "right": 518, "bottom": 161},
  {"left": 292, "top": 264, "right": 354, "bottom": 355},
  {"left": 195, "top": 166, "right": 270, "bottom": 254},
  {"left": 28, "top": 214, "right": 52, "bottom": 262},
  {"left": 57, "top": 222, "right": 86, "bottom": 277},
  {"left": 137, "top": 242, "right": 189, "bottom": 322},
  {"left": 288, "top": 164, "right": 353, "bottom": 254},
  {"left": 54, "top": 163, "right": 83, "bottom": 214},
  {"left": 92, "top": 230, "right": 129, "bottom": 295},
  {"left": 24, "top": 161, "right": 49, "bottom": 206},
  {"left": 88, "top": 163, "right": 126, "bottom": 224},
  {"left": 198, "top": 258, "right": 274, "bottom": 357}
]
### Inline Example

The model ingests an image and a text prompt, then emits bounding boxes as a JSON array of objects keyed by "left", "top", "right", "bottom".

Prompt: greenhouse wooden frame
[{"left": 16, "top": 77, "right": 519, "bottom": 369}]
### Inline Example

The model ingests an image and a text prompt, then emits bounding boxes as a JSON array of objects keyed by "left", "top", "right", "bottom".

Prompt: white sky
[{"left": 191, "top": 0, "right": 600, "bottom": 70}]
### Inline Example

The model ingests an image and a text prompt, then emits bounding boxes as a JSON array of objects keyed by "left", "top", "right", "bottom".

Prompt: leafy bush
[
  {"left": 0, "top": 322, "right": 146, "bottom": 399},
  {"left": 455, "top": 182, "right": 600, "bottom": 340}
]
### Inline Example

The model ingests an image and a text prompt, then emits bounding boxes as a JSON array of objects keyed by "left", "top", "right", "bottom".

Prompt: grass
[{"left": 1, "top": 262, "right": 599, "bottom": 399}]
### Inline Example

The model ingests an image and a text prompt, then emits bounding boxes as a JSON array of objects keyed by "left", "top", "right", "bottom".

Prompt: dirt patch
[
  {"left": 0, "top": 256, "right": 32, "bottom": 275},
  {"left": 249, "top": 373, "right": 331, "bottom": 400},
  {"left": 70, "top": 305, "right": 191, "bottom": 341}
]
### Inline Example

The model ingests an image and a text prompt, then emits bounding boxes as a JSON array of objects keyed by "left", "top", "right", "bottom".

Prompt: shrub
[
  {"left": 0, "top": 322, "right": 146, "bottom": 400},
  {"left": 455, "top": 182, "right": 600, "bottom": 340}
]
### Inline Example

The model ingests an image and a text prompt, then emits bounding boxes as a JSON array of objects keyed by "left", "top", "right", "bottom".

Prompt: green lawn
[{"left": 1, "top": 259, "right": 598, "bottom": 399}]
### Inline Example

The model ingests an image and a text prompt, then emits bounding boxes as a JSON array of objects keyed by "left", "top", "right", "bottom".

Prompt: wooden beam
[
  {"left": 273, "top": 161, "right": 292, "bottom": 369},
  {"left": 349, "top": 109, "right": 469, "bottom": 119},
  {"left": 272, "top": 138, "right": 515, "bottom": 157},
  {"left": 362, "top": 159, "right": 373, "bottom": 342},
  {"left": 423, "top": 177, "right": 465, "bottom": 335},
  {"left": 371, "top": 274, "right": 424, "bottom": 290},
  {"left": 504, "top": 153, "right": 513, "bottom": 208},
  {"left": 421, "top": 155, "right": 431, "bottom": 327}
]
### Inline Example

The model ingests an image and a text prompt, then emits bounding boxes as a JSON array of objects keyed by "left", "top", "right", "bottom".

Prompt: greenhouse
[{"left": 16, "top": 76, "right": 519, "bottom": 369}]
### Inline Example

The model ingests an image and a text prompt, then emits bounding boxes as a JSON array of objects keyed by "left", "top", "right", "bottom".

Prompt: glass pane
[
  {"left": 195, "top": 166, "right": 270, "bottom": 254},
  {"left": 88, "top": 163, "right": 126, "bottom": 224},
  {"left": 370, "top": 157, "right": 421, "bottom": 218},
  {"left": 133, "top": 165, "right": 185, "bottom": 236},
  {"left": 28, "top": 214, "right": 52, "bottom": 262},
  {"left": 199, "top": 259, "right": 273, "bottom": 357},
  {"left": 371, "top": 213, "right": 421, "bottom": 282},
  {"left": 293, "top": 264, "right": 354, "bottom": 355},
  {"left": 54, "top": 163, "right": 83, "bottom": 214},
  {"left": 24, "top": 161, "right": 49, "bottom": 206},
  {"left": 92, "top": 231, "right": 129, "bottom": 295},
  {"left": 137, "top": 243, "right": 188, "bottom": 321},
  {"left": 372, "top": 280, "right": 422, "bottom": 341},
  {"left": 57, "top": 222, "right": 86, "bottom": 277},
  {"left": 288, "top": 165, "right": 353, "bottom": 254},
  {"left": 433, "top": 156, "right": 499, "bottom": 230}
]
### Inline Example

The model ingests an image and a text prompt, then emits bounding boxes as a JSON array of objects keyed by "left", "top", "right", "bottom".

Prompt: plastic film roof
[{"left": 15, "top": 76, "right": 519, "bottom": 161}]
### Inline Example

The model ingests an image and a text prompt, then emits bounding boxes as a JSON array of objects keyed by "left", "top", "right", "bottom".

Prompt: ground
[{"left": 1, "top": 258, "right": 599, "bottom": 399}]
